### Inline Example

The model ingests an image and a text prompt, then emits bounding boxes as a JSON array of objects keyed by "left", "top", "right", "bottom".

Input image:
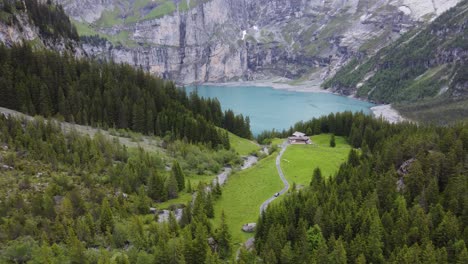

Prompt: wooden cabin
[{"left": 288, "top": 131, "right": 312, "bottom": 144}]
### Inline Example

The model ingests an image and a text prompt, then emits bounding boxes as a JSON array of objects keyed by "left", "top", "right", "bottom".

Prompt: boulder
[{"left": 242, "top": 223, "right": 256, "bottom": 233}]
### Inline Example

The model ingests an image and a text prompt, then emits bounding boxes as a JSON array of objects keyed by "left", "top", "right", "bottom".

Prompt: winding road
[{"left": 259, "top": 140, "right": 290, "bottom": 214}]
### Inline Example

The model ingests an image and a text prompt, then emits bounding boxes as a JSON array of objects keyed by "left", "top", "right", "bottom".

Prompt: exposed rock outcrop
[
  {"left": 242, "top": 223, "right": 256, "bottom": 233},
  {"left": 55, "top": 0, "right": 461, "bottom": 84},
  {"left": 0, "top": 2, "right": 84, "bottom": 56}
]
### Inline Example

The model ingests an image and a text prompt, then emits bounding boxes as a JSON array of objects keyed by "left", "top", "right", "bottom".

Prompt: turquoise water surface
[{"left": 185, "top": 85, "right": 374, "bottom": 135}]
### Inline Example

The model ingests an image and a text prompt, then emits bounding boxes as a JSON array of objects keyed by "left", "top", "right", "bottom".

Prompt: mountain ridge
[
  {"left": 323, "top": 0, "right": 468, "bottom": 123},
  {"left": 55, "top": 0, "right": 461, "bottom": 84}
]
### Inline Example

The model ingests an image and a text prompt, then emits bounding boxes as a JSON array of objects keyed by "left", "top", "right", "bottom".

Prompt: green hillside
[{"left": 228, "top": 132, "right": 259, "bottom": 156}]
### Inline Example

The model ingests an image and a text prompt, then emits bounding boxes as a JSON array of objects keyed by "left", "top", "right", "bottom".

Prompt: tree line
[
  {"left": 0, "top": 44, "right": 252, "bottom": 148},
  {"left": 254, "top": 112, "right": 468, "bottom": 263}
]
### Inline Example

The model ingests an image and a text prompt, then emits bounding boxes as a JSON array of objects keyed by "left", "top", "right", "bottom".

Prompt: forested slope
[
  {"left": 0, "top": 115, "right": 234, "bottom": 263},
  {"left": 253, "top": 113, "right": 468, "bottom": 263},
  {"left": 323, "top": 0, "right": 468, "bottom": 123},
  {"left": 0, "top": 44, "right": 252, "bottom": 147}
]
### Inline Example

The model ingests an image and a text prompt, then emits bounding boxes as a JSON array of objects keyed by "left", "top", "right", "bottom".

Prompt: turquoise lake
[{"left": 185, "top": 85, "right": 375, "bottom": 135}]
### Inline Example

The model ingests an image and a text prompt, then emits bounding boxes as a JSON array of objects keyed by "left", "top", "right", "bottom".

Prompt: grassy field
[
  {"left": 229, "top": 132, "right": 259, "bottom": 156},
  {"left": 213, "top": 153, "right": 283, "bottom": 244},
  {"left": 271, "top": 138, "right": 285, "bottom": 146},
  {"left": 281, "top": 134, "right": 351, "bottom": 187}
]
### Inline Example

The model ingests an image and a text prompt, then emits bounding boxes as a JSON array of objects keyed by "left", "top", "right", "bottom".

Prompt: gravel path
[{"left": 259, "top": 140, "right": 290, "bottom": 214}]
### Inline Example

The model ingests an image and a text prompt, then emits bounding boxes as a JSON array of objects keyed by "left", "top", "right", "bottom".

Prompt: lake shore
[
  {"left": 199, "top": 79, "right": 407, "bottom": 125},
  {"left": 203, "top": 77, "right": 331, "bottom": 93},
  {"left": 370, "top": 104, "right": 406, "bottom": 124}
]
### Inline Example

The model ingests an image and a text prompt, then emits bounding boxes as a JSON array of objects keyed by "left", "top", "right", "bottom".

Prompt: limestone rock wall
[{"left": 56, "top": 0, "right": 461, "bottom": 84}]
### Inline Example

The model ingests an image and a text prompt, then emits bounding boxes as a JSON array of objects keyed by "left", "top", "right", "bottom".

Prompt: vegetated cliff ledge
[
  {"left": 0, "top": 0, "right": 84, "bottom": 56},
  {"left": 56, "top": 0, "right": 460, "bottom": 84}
]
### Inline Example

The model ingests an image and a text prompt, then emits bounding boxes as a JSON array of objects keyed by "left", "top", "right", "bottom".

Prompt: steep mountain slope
[
  {"left": 55, "top": 0, "right": 460, "bottom": 84},
  {"left": 0, "top": 0, "right": 83, "bottom": 54},
  {"left": 323, "top": 0, "right": 468, "bottom": 123}
]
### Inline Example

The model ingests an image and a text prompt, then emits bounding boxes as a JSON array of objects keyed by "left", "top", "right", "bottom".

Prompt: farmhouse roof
[{"left": 292, "top": 131, "right": 306, "bottom": 137}]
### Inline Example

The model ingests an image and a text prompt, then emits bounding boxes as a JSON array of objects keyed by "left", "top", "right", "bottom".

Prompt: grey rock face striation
[
  {"left": 0, "top": 9, "right": 84, "bottom": 56},
  {"left": 56, "top": 0, "right": 460, "bottom": 84}
]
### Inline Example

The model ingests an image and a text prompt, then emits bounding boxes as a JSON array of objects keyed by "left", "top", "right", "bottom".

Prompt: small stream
[{"left": 214, "top": 155, "right": 258, "bottom": 186}]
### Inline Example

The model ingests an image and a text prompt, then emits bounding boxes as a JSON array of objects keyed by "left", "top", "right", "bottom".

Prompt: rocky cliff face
[
  {"left": 56, "top": 0, "right": 460, "bottom": 84},
  {"left": 0, "top": 1, "right": 84, "bottom": 56}
]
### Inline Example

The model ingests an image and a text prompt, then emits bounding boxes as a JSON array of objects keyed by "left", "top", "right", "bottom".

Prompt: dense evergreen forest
[
  {"left": 254, "top": 113, "right": 468, "bottom": 263},
  {"left": 0, "top": 115, "right": 231, "bottom": 263},
  {"left": 0, "top": 44, "right": 252, "bottom": 147}
]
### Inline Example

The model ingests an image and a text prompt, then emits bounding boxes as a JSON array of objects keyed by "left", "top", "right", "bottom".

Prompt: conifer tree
[
  {"left": 165, "top": 173, "right": 179, "bottom": 199},
  {"left": 148, "top": 171, "right": 166, "bottom": 201},
  {"left": 310, "top": 167, "right": 323, "bottom": 187},
  {"left": 168, "top": 212, "right": 180, "bottom": 236},
  {"left": 216, "top": 211, "right": 232, "bottom": 259},
  {"left": 328, "top": 238, "right": 347, "bottom": 264},
  {"left": 187, "top": 179, "right": 193, "bottom": 194},
  {"left": 100, "top": 198, "right": 114, "bottom": 233},
  {"left": 205, "top": 250, "right": 222, "bottom": 264},
  {"left": 167, "top": 238, "right": 186, "bottom": 264},
  {"left": 67, "top": 229, "right": 87, "bottom": 264},
  {"left": 213, "top": 181, "right": 222, "bottom": 199},
  {"left": 39, "top": 84, "right": 52, "bottom": 116},
  {"left": 135, "top": 186, "right": 150, "bottom": 214},
  {"left": 192, "top": 222, "right": 209, "bottom": 264},
  {"left": 457, "top": 247, "right": 468, "bottom": 264},
  {"left": 205, "top": 193, "right": 215, "bottom": 219},
  {"left": 280, "top": 242, "right": 294, "bottom": 264},
  {"left": 330, "top": 134, "right": 336, "bottom": 147},
  {"left": 172, "top": 160, "right": 185, "bottom": 191},
  {"left": 132, "top": 103, "right": 146, "bottom": 133}
]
